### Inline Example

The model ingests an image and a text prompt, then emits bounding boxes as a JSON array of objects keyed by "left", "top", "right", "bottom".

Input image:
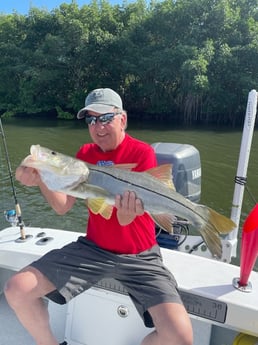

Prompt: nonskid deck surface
[{"left": 0, "top": 293, "right": 35, "bottom": 345}]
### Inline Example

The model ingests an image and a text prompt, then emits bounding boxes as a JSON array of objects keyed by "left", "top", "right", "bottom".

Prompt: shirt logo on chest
[{"left": 96, "top": 160, "right": 114, "bottom": 167}]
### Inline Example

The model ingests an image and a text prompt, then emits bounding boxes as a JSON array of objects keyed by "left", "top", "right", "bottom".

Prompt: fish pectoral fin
[
  {"left": 146, "top": 164, "right": 175, "bottom": 190},
  {"left": 150, "top": 213, "right": 176, "bottom": 233},
  {"left": 86, "top": 198, "right": 113, "bottom": 219}
]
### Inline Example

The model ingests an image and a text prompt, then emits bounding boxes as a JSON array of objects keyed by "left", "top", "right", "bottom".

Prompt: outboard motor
[
  {"left": 151, "top": 142, "right": 201, "bottom": 202},
  {"left": 151, "top": 143, "right": 201, "bottom": 250}
]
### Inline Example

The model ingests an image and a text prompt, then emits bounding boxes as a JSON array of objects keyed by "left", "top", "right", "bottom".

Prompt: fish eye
[{"left": 51, "top": 151, "right": 57, "bottom": 155}]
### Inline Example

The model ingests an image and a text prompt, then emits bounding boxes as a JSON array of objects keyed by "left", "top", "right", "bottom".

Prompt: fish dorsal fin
[
  {"left": 146, "top": 164, "right": 175, "bottom": 190},
  {"left": 86, "top": 198, "right": 113, "bottom": 219},
  {"left": 112, "top": 163, "right": 137, "bottom": 170}
]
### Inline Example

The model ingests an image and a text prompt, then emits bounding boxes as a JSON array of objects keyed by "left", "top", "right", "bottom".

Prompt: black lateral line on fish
[{"left": 89, "top": 166, "right": 194, "bottom": 219}]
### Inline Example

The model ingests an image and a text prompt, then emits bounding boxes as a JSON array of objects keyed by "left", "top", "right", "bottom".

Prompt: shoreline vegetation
[{"left": 0, "top": 0, "right": 257, "bottom": 126}]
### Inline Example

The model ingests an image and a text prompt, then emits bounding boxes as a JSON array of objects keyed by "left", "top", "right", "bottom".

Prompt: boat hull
[{"left": 1, "top": 226, "right": 258, "bottom": 345}]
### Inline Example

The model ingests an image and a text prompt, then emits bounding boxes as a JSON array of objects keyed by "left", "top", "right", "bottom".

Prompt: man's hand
[
  {"left": 15, "top": 166, "right": 41, "bottom": 187},
  {"left": 115, "top": 191, "right": 144, "bottom": 226}
]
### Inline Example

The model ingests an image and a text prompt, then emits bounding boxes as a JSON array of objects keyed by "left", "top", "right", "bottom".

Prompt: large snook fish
[{"left": 21, "top": 145, "right": 236, "bottom": 258}]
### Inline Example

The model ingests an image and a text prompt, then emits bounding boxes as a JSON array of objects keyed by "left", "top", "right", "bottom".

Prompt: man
[{"left": 4, "top": 88, "right": 193, "bottom": 345}]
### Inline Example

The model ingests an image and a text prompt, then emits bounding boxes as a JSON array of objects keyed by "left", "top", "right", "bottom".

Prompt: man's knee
[
  {"left": 4, "top": 267, "right": 44, "bottom": 305},
  {"left": 4, "top": 272, "right": 30, "bottom": 303}
]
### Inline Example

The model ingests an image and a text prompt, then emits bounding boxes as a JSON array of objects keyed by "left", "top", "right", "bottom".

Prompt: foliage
[{"left": 0, "top": 0, "right": 257, "bottom": 125}]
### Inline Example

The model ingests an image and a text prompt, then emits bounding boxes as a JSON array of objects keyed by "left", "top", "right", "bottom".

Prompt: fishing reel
[{"left": 4, "top": 209, "right": 18, "bottom": 227}]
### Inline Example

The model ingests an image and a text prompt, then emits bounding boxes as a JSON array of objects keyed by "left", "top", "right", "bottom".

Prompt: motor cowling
[{"left": 152, "top": 142, "right": 201, "bottom": 203}]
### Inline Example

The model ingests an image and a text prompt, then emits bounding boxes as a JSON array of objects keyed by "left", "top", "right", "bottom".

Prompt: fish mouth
[
  {"left": 30, "top": 144, "right": 37, "bottom": 156},
  {"left": 30, "top": 144, "right": 51, "bottom": 162},
  {"left": 21, "top": 145, "right": 49, "bottom": 168},
  {"left": 30, "top": 144, "right": 42, "bottom": 160},
  {"left": 20, "top": 145, "right": 39, "bottom": 168}
]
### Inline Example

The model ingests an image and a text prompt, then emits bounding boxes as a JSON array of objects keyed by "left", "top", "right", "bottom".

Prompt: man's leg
[
  {"left": 4, "top": 266, "right": 58, "bottom": 345},
  {"left": 141, "top": 302, "right": 193, "bottom": 345}
]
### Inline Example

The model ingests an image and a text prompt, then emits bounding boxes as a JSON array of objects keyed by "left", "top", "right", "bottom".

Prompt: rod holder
[
  {"left": 232, "top": 277, "right": 252, "bottom": 293},
  {"left": 15, "top": 234, "right": 33, "bottom": 243}
]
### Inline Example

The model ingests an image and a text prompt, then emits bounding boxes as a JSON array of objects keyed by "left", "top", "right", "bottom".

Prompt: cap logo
[{"left": 91, "top": 89, "right": 104, "bottom": 103}]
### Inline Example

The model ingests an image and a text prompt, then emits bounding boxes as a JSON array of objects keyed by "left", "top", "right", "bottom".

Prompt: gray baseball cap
[{"left": 77, "top": 88, "right": 123, "bottom": 119}]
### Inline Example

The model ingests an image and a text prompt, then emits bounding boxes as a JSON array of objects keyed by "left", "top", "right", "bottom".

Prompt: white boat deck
[{"left": 1, "top": 226, "right": 258, "bottom": 345}]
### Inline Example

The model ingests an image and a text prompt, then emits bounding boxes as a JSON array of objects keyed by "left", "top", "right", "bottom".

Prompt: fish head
[{"left": 21, "top": 145, "right": 89, "bottom": 190}]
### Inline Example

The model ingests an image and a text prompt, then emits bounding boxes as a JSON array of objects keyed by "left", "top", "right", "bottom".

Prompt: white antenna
[{"left": 224, "top": 90, "right": 258, "bottom": 260}]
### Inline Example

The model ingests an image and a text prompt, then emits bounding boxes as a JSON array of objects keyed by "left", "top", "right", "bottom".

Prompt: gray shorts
[{"left": 31, "top": 236, "right": 182, "bottom": 327}]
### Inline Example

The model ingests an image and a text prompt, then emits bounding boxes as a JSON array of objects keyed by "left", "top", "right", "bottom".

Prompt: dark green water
[{"left": 0, "top": 118, "right": 257, "bottom": 265}]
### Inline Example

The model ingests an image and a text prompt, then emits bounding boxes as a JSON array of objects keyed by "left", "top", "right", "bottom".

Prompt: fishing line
[{"left": 0, "top": 118, "right": 27, "bottom": 240}]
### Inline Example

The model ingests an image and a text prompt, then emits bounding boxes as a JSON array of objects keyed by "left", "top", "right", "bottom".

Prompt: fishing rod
[{"left": 0, "top": 117, "right": 27, "bottom": 240}]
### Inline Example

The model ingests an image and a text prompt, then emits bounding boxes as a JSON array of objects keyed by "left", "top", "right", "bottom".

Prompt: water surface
[{"left": 0, "top": 118, "right": 257, "bottom": 267}]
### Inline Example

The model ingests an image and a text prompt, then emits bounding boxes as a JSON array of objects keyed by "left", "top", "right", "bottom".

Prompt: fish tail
[
  {"left": 207, "top": 207, "right": 236, "bottom": 234},
  {"left": 199, "top": 225, "right": 223, "bottom": 258},
  {"left": 196, "top": 205, "right": 236, "bottom": 258}
]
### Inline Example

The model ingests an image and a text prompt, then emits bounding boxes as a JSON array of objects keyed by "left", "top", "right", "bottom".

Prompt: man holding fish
[{"left": 5, "top": 88, "right": 193, "bottom": 345}]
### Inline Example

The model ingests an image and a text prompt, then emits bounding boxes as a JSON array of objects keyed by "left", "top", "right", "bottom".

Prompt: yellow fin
[
  {"left": 100, "top": 204, "right": 113, "bottom": 219},
  {"left": 207, "top": 207, "right": 236, "bottom": 234},
  {"left": 199, "top": 226, "right": 222, "bottom": 258},
  {"left": 86, "top": 198, "right": 105, "bottom": 214},
  {"left": 150, "top": 213, "right": 176, "bottom": 233},
  {"left": 86, "top": 198, "right": 113, "bottom": 219},
  {"left": 146, "top": 164, "right": 175, "bottom": 190},
  {"left": 196, "top": 205, "right": 236, "bottom": 258}
]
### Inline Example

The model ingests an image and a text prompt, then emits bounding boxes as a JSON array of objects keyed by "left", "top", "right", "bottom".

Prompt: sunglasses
[{"left": 85, "top": 112, "right": 122, "bottom": 126}]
